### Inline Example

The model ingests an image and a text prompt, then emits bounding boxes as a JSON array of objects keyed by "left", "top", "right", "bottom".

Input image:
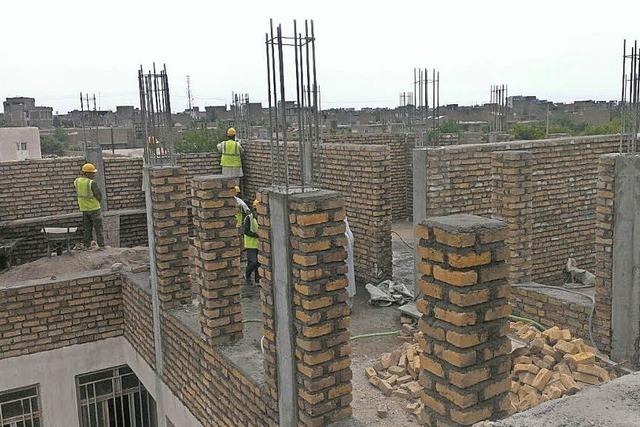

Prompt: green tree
[
  {"left": 512, "top": 123, "right": 545, "bottom": 140},
  {"left": 438, "top": 120, "right": 460, "bottom": 134},
  {"left": 175, "top": 128, "right": 226, "bottom": 153},
  {"left": 40, "top": 136, "right": 65, "bottom": 156}
]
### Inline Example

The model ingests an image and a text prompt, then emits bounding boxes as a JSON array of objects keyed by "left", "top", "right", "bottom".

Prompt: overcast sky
[{"left": 2, "top": 0, "right": 638, "bottom": 114}]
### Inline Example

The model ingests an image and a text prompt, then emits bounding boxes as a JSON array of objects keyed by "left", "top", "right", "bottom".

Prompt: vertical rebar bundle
[
  {"left": 490, "top": 84, "right": 508, "bottom": 133},
  {"left": 620, "top": 39, "right": 640, "bottom": 153},
  {"left": 265, "top": 18, "right": 321, "bottom": 190},
  {"left": 138, "top": 63, "right": 175, "bottom": 166},
  {"left": 232, "top": 92, "right": 251, "bottom": 140},
  {"left": 408, "top": 68, "right": 439, "bottom": 146},
  {"left": 80, "top": 92, "right": 98, "bottom": 153}
]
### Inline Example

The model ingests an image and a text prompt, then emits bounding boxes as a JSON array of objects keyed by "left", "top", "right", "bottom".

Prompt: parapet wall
[
  {"left": 422, "top": 134, "right": 619, "bottom": 284},
  {"left": 0, "top": 270, "right": 123, "bottom": 359}
]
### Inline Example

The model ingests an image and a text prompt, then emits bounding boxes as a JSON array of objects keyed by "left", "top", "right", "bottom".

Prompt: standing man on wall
[
  {"left": 243, "top": 199, "right": 260, "bottom": 286},
  {"left": 74, "top": 163, "right": 105, "bottom": 248},
  {"left": 217, "top": 127, "right": 244, "bottom": 177}
]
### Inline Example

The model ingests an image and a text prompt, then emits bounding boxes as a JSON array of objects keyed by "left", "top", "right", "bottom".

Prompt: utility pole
[
  {"left": 546, "top": 104, "right": 550, "bottom": 138},
  {"left": 186, "top": 75, "right": 195, "bottom": 119}
]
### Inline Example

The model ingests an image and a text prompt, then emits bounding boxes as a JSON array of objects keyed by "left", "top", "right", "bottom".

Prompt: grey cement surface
[
  {"left": 612, "top": 155, "right": 640, "bottom": 364},
  {"left": 413, "top": 148, "right": 427, "bottom": 297},
  {"left": 423, "top": 213, "right": 505, "bottom": 232},
  {"left": 513, "top": 283, "right": 593, "bottom": 306},
  {"left": 486, "top": 371, "right": 640, "bottom": 427}
]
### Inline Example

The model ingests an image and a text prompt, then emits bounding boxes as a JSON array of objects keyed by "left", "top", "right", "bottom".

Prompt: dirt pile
[{"left": 0, "top": 246, "right": 149, "bottom": 286}]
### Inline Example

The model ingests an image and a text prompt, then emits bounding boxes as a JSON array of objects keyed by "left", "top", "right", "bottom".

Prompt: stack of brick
[
  {"left": 491, "top": 151, "right": 533, "bottom": 283},
  {"left": 593, "top": 154, "right": 616, "bottom": 355},
  {"left": 288, "top": 191, "right": 352, "bottom": 426},
  {"left": 415, "top": 214, "right": 511, "bottom": 426},
  {"left": 423, "top": 135, "right": 620, "bottom": 285},
  {"left": 149, "top": 166, "right": 191, "bottom": 309},
  {"left": 191, "top": 175, "right": 243, "bottom": 344}
]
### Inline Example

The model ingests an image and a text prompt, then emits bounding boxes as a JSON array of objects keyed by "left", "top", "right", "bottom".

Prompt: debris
[
  {"left": 365, "top": 280, "right": 414, "bottom": 306},
  {"left": 376, "top": 405, "right": 388, "bottom": 419},
  {"left": 564, "top": 257, "right": 595, "bottom": 287}
]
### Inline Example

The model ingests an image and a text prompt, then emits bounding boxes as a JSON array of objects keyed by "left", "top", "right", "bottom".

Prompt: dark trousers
[
  {"left": 245, "top": 248, "right": 260, "bottom": 283},
  {"left": 83, "top": 210, "right": 105, "bottom": 247}
]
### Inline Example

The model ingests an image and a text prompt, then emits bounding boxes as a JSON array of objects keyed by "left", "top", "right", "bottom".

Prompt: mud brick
[
  {"left": 573, "top": 371, "right": 600, "bottom": 385},
  {"left": 553, "top": 340, "right": 578, "bottom": 355}
]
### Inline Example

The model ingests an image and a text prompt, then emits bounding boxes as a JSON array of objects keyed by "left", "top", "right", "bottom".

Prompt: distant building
[
  {"left": 3, "top": 97, "right": 53, "bottom": 129},
  {"left": 0, "top": 127, "right": 41, "bottom": 161}
]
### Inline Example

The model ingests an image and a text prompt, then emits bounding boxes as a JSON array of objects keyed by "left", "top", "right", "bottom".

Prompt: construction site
[{"left": 2, "top": 15, "right": 640, "bottom": 427}]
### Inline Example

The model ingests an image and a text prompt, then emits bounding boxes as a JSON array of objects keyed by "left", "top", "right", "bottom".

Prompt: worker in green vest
[
  {"left": 74, "top": 163, "right": 105, "bottom": 248},
  {"left": 243, "top": 199, "right": 260, "bottom": 285},
  {"left": 216, "top": 127, "right": 244, "bottom": 177}
]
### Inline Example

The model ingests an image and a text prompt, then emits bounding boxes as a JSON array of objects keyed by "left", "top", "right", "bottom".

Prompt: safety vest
[
  {"left": 74, "top": 176, "right": 101, "bottom": 212},
  {"left": 235, "top": 209, "right": 243, "bottom": 228},
  {"left": 220, "top": 139, "right": 242, "bottom": 168},
  {"left": 244, "top": 215, "right": 259, "bottom": 249}
]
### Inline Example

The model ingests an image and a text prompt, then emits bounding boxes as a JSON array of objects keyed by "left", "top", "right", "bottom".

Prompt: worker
[
  {"left": 243, "top": 199, "right": 260, "bottom": 285},
  {"left": 217, "top": 128, "right": 244, "bottom": 177},
  {"left": 345, "top": 218, "right": 356, "bottom": 307},
  {"left": 233, "top": 186, "right": 249, "bottom": 228},
  {"left": 74, "top": 163, "right": 105, "bottom": 248}
]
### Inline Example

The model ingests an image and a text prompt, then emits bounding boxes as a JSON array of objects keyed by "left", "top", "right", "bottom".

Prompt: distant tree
[
  {"left": 584, "top": 119, "right": 621, "bottom": 136},
  {"left": 512, "top": 123, "right": 545, "bottom": 140},
  {"left": 175, "top": 128, "right": 226, "bottom": 153},
  {"left": 40, "top": 136, "right": 65, "bottom": 156}
]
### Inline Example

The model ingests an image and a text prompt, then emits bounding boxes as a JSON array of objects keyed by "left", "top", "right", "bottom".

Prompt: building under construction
[{"left": 1, "top": 20, "right": 640, "bottom": 427}]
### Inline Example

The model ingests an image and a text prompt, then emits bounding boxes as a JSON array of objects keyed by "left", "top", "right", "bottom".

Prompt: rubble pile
[
  {"left": 364, "top": 322, "right": 619, "bottom": 423},
  {"left": 508, "top": 322, "right": 616, "bottom": 413}
]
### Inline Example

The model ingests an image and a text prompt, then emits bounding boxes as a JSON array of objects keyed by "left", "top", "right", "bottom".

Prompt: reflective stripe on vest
[
  {"left": 74, "top": 176, "right": 101, "bottom": 212},
  {"left": 220, "top": 139, "right": 242, "bottom": 168},
  {"left": 244, "top": 215, "right": 259, "bottom": 249}
]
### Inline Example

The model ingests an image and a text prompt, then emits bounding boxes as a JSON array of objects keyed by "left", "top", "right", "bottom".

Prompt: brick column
[
  {"left": 594, "top": 154, "right": 615, "bottom": 356},
  {"left": 256, "top": 188, "right": 352, "bottom": 426},
  {"left": 415, "top": 214, "right": 511, "bottom": 426},
  {"left": 491, "top": 151, "right": 533, "bottom": 284},
  {"left": 289, "top": 191, "right": 352, "bottom": 426},
  {"left": 191, "top": 175, "right": 243, "bottom": 344},
  {"left": 149, "top": 166, "right": 191, "bottom": 310}
]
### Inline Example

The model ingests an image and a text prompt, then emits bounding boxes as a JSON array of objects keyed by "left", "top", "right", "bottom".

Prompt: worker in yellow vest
[
  {"left": 217, "top": 128, "right": 244, "bottom": 177},
  {"left": 74, "top": 163, "right": 105, "bottom": 248},
  {"left": 233, "top": 186, "right": 248, "bottom": 228},
  {"left": 243, "top": 199, "right": 260, "bottom": 285}
]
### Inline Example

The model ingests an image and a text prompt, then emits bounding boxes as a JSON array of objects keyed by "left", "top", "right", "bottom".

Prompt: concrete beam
[{"left": 612, "top": 155, "right": 640, "bottom": 365}]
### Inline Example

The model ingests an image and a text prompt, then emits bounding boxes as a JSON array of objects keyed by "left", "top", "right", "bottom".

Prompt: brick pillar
[
  {"left": 491, "top": 151, "right": 533, "bottom": 284},
  {"left": 415, "top": 214, "right": 511, "bottom": 426},
  {"left": 149, "top": 166, "right": 191, "bottom": 310},
  {"left": 256, "top": 188, "right": 352, "bottom": 426},
  {"left": 191, "top": 175, "right": 243, "bottom": 344}
]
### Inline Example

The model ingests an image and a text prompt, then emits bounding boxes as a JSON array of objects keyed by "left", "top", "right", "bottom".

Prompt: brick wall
[
  {"left": 161, "top": 311, "right": 277, "bottom": 426},
  {"left": 0, "top": 157, "right": 83, "bottom": 221},
  {"left": 422, "top": 135, "right": 619, "bottom": 285},
  {"left": 103, "top": 157, "right": 145, "bottom": 210},
  {"left": 593, "top": 154, "right": 616, "bottom": 355},
  {"left": 245, "top": 140, "right": 392, "bottom": 283},
  {"left": 0, "top": 270, "right": 123, "bottom": 360},
  {"left": 122, "top": 275, "right": 155, "bottom": 368},
  {"left": 323, "top": 134, "right": 415, "bottom": 220}
]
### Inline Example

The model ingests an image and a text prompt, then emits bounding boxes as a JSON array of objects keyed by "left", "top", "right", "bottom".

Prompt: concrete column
[
  {"left": 149, "top": 166, "right": 191, "bottom": 310},
  {"left": 85, "top": 143, "right": 108, "bottom": 211},
  {"left": 415, "top": 214, "right": 511, "bottom": 426},
  {"left": 491, "top": 151, "right": 533, "bottom": 283},
  {"left": 191, "top": 175, "right": 243, "bottom": 344},
  {"left": 256, "top": 187, "right": 353, "bottom": 427},
  {"left": 413, "top": 148, "right": 428, "bottom": 296},
  {"left": 600, "top": 154, "right": 640, "bottom": 365}
]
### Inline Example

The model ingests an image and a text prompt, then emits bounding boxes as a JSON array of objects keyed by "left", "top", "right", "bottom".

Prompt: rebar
[
  {"left": 490, "top": 84, "right": 508, "bottom": 133},
  {"left": 138, "top": 63, "right": 175, "bottom": 166},
  {"left": 620, "top": 39, "right": 640, "bottom": 154},
  {"left": 265, "top": 19, "right": 321, "bottom": 190}
]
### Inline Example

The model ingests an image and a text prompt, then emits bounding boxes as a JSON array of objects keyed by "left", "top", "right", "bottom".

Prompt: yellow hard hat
[
  {"left": 82, "top": 163, "right": 97, "bottom": 173},
  {"left": 233, "top": 186, "right": 241, "bottom": 194},
  {"left": 227, "top": 127, "right": 236, "bottom": 137}
]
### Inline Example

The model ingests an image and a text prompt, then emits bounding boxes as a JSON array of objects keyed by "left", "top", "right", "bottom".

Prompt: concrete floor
[{"left": 485, "top": 371, "right": 640, "bottom": 427}]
